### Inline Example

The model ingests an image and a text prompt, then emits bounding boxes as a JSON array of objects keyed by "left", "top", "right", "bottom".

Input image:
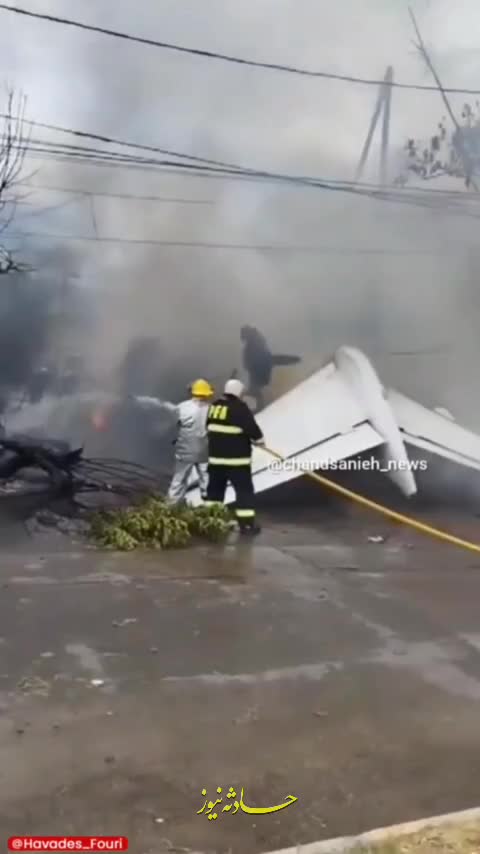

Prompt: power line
[
  {"left": 20, "top": 114, "right": 475, "bottom": 199},
  {"left": 8, "top": 152, "right": 480, "bottom": 224},
  {"left": 19, "top": 136, "right": 480, "bottom": 205},
  {"left": 1, "top": 2, "right": 480, "bottom": 95},
  {"left": 20, "top": 175, "right": 480, "bottom": 202},
  {"left": 20, "top": 148, "right": 277, "bottom": 183},
  {"left": 19, "top": 182, "right": 214, "bottom": 204},
  {"left": 5, "top": 230, "right": 455, "bottom": 254},
  {"left": 12, "top": 152, "right": 480, "bottom": 220},
  {"left": 14, "top": 133, "right": 279, "bottom": 182},
  {"left": 12, "top": 137, "right": 369, "bottom": 184},
  {"left": 23, "top": 136, "right": 165, "bottom": 164},
  {"left": 22, "top": 156, "right": 480, "bottom": 217},
  {"left": 9, "top": 112, "right": 480, "bottom": 205},
  {"left": 8, "top": 117, "right": 480, "bottom": 205},
  {"left": 23, "top": 136, "right": 433, "bottom": 215},
  {"left": 17, "top": 195, "right": 82, "bottom": 218},
  {"left": 5, "top": 115, "right": 238, "bottom": 170},
  {"left": 20, "top": 138, "right": 162, "bottom": 166},
  {"left": 14, "top": 121, "right": 480, "bottom": 204},
  {"left": 3, "top": 122, "right": 479, "bottom": 218},
  {"left": 10, "top": 137, "right": 464, "bottom": 194},
  {"left": 18, "top": 142, "right": 262, "bottom": 182}
]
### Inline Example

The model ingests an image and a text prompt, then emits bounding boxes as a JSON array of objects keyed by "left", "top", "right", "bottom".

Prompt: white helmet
[{"left": 224, "top": 379, "right": 245, "bottom": 398}]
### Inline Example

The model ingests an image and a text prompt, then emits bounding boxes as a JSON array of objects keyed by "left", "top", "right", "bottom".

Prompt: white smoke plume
[{"left": 1, "top": 0, "right": 480, "bottom": 428}]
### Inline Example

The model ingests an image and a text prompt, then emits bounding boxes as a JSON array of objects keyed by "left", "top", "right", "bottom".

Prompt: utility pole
[
  {"left": 355, "top": 65, "right": 394, "bottom": 185},
  {"left": 380, "top": 66, "right": 393, "bottom": 185},
  {"left": 354, "top": 66, "right": 394, "bottom": 360}
]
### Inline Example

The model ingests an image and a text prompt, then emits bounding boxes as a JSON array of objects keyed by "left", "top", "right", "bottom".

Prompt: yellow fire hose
[{"left": 262, "top": 446, "right": 480, "bottom": 556}]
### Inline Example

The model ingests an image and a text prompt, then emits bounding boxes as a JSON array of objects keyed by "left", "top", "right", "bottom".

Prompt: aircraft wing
[
  {"left": 388, "top": 389, "right": 480, "bottom": 472},
  {"left": 250, "top": 360, "right": 384, "bottom": 474},
  {"left": 185, "top": 345, "right": 480, "bottom": 508},
  {"left": 187, "top": 361, "right": 385, "bottom": 506}
]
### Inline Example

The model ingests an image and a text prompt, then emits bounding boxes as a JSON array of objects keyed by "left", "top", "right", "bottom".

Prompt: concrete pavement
[{"left": 2, "top": 508, "right": 480, "bottom": 852}]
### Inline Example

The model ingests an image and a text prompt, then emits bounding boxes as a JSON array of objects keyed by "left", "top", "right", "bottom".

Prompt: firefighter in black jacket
[{"left": 206, "top": 378, "right": 264, "bottom": 535}]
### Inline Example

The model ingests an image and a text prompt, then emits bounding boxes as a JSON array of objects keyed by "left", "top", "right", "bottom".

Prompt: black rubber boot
[{"left": 239, "top": 524, "right": 261, "bottom": 536}]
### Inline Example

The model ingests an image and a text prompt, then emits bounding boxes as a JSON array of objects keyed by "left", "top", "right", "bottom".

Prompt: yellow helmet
[{"left": 190, "top": 378, "right": 214, "bottom": 397}]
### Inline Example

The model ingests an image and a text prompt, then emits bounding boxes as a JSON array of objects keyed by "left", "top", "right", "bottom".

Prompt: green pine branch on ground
[{"left": 90, "top": 498, "right": 233, "bottom": 550}]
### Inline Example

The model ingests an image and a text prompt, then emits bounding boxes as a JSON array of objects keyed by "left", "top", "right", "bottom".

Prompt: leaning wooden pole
[
  {"left": 355, "top": 79, "right": 386, "bottom": 181},
  {"left": 355, "top": 67, "right": 393, "bottom": 183},
  {"left": 380, "top": 66, "right": 393, "bottom": 185}
]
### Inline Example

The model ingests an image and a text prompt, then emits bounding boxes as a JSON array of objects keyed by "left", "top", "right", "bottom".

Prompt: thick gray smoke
[
  {"left": 2, "top": 0, "right": 480, "bottom": 442},
  {"left": 0, "top": 273, "right": 51, "bottom": 395},
  {"left": 0, "top": 244, "right": 90, "bottom": 401}
]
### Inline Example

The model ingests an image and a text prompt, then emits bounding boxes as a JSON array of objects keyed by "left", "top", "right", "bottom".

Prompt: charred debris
[{"left": 0, "top": 322, "right": 295, "bottom": 537}]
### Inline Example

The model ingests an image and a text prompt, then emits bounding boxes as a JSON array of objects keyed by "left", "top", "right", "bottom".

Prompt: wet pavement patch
[{"left": 2, "top": 511, "right": 480, "bottom": 852}]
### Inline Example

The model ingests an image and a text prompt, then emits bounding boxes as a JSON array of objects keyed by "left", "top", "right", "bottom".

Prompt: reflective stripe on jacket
[{"left": 207, "top": 394, "right": 263, "bottom": 465}]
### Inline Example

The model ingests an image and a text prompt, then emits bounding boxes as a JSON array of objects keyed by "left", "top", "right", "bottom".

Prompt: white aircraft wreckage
[{"left": 188, "top": 346, "right": 480, "bottom": 505}]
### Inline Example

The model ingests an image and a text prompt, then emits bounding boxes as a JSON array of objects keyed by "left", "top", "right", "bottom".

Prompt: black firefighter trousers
[{"left": 206, "top": 463, "right": 256, "bottom": 529}]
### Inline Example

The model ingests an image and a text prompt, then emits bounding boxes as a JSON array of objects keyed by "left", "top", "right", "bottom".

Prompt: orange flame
[{"left": 91, "top": 407, "right": 110, "bottom": 431}]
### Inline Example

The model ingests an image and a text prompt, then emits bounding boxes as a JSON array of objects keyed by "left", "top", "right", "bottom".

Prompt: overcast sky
[{"left": 2, "top": 0, "right": 480, "bottom": 177}]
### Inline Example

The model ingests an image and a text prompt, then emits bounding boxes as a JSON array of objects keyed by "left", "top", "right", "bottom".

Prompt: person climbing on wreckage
[
  {"left": 132, "top": 378, "right": 215, "bottom": 504},
  {"left": 239, "top": 326, "right": 301, "bottom": 412}
]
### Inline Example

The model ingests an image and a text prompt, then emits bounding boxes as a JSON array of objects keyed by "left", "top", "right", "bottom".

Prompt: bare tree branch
[
  {"left": 0, "top": 87, "right": 30, "bottom": 274},
  {"left": 408, "top": 8, "right": 479, "bottom": 191},
  {"left": 395, "top": 101, "right": 480, "bottom": 190}
]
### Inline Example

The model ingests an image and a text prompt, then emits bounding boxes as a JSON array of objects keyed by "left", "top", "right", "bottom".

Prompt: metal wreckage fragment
[{"left": 0, "top": 426, "right": 166, "bottom": 504}]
